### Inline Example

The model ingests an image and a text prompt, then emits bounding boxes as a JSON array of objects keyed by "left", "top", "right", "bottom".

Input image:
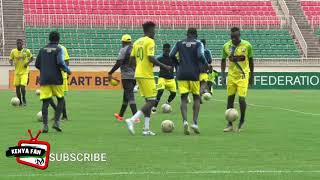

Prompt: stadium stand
[
  {"left": 24, "top": 0, "right": 276, "bottom": 16},
  {"left": 23, "top": 0, "right": 281, "bottom": 26},
  {"left": 25, "top": 27, "right": 300, "bottom": 58},
  {"left": 20, "top": 0, "right": 304, "bottom": 59},
  {"left": 301, "top": 0, "right": 320, "bottom": 26}
]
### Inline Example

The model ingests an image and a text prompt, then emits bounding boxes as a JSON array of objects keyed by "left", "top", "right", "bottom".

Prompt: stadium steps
[
  {"left": 2, "top": 0, "right": 25, "bottom": 56},
  {"left": 25, "top": 27, "right": 301, "bottom": 59},
  {"left": 285, "top": 0, "right": 320, "bottom": 58}
]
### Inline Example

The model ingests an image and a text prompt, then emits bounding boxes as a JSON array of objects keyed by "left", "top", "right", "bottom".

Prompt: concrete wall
[{"left": 1, "top": 65, "right": 319, "bottom": 89}]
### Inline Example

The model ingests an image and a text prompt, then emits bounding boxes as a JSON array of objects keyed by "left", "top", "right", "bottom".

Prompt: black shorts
[{"left": 122, "top": 79, "right": 136, "bottom": 91}]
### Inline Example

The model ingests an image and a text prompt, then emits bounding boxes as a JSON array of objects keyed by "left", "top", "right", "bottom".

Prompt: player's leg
[
  {"left": 178, "top": 81, "right": 190, "bottom": 135},
  {"left": 152, "top": 89, "right": 164, "bottom": 113},
  {"left": 40, "top": 86, "right": 53, "bottom": 133},
  {"left": 49, "top": 98, "right": 57, "bottom": 111},
  {"left": 166, "top": 79, "right": 177, "bottom": 104},
  {"left": 20, "top": 74, "right": 29, "bottom": 105},
  {"left": 237, "top": 78, "right": 249, "bottom": 131},
  {"left": 41, "top": 98, "right": 51, "bottom": 133},
  {"left": 115, "top": 80, "right": 128, "bottom": 121},
  {"left": 190, "top": 81, "right": 201, "bottom": 134},
  {"left": 125, "top": 79, "right": 156, "bottom": 135},
  {"left": 61, "top": 77, "right": 69, "bottom": 120},
  {"left": 238, "top": 96, "right": 246, "bottom": 130},
  {"left": 51, "top": 85, "right": 65, "bottom": 132},
  {"left": 61, "top": 98, "right": 68, "bottom": 120},
  {"left": 118, "top": 91, "right": 128, "bottom": 119},
  {"left": 14, "top": 75, "right": 22, "bottom": 105},
  {"left": 199, "top": 73, "right": 208, "bottom": 104},
  {"left": 224, "top": 78, "right": 237, "bottom": 132},
  {"left": 128, "top": 80, "right": 138, "bottom": 115},
  {"left": 141, "top": 99, "right": 156, "bottom": 135},
  {"left": 207, "top": 81, "right": 213, "bottom": 95},
  {"left": 152, "top": 78, "right": 165, "bottom": 113},
  {"left": 15, "top": 85, "right": 22, "bottom": 106},
  {"left": 20, "top": 86, "right": 27, "bottom": 105}
]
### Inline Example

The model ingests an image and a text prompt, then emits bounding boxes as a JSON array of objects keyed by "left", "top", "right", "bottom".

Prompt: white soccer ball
[
  {"left": 225, "top": 108, "right": 239, "bottom": 122},
  {"left": 10, "top": 97, "right": 20, "bottom": 106},
  {"left": 35, "top": 89, "right": 41, "bottom": 96},
  {"left": 161, "top": 104, "right": 172, "bottom": 113},
  {"left": 202, "top": 92, "right": 212, "bottom": 101},
  {"left": 37, "top": 111, "right": 43, "bottom": 122},
  {"left": 161, "top": 120, "right": 174, "bottom": 133},
  {"left": 133, "top": 85, "right": 139, "bottom": 93}
]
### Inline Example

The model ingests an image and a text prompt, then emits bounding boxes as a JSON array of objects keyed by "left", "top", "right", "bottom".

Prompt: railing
[
  {"left": 0, "top": 0, "right": 4, "bottom": 56},
  {"left": 24, "top": 14, "right": 287, "bottom": 30},
  {"left": 1, "top": 57, "right": 320, "bottom": 66},
  {"left": 277, "top": 0, "right": 290, "bottom": 20},
  {"left": 291, "top": 17, "right": 308, "bottom": 57}
]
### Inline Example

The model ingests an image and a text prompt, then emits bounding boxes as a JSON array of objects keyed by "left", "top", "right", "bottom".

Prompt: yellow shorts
[
  {"left": 178, "top": 81, "right": 200, "bottom": 95},
  {"left": 63, "top": 78, "right": 69, "bottom": 92},
  {"left": 199, "top": 73, "right": 209, "bottom": 82},
  {"left": 14, "top": 73, "right": 29, "bottom": 86},
  {"left": 136, "top": 79, "right": 157, "bottom": 99},
  {"left": 227, "top": 76, "right": 249, "bottom": 97},
  {"left": 40, "top": 85, "right": 64, "bottom": 100},
  {"left": 157, "top": 77, "right": 177, "bottom": 92}
]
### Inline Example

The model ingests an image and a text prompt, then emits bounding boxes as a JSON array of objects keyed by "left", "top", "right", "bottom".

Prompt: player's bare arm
[
  {"left": 221, "top": 58, "right": 227, "bottom": 85},
  {"left": 249, "top": 57, "right": 254, "bottom": 86},
  {"left": 24, "top": 57, "right": 34, "bottom": 68},
  {"left": 149, "top": 56, "right": 172, "bottom": 72}
]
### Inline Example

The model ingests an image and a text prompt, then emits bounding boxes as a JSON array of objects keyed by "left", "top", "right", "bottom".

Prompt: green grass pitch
[{"left": 0, "top": 90, "right": 320, "bottom": 180}]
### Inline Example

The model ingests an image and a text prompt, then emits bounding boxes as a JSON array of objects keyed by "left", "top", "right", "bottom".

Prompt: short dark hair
[
  {"left": 200, "top": 39, "right": 206, "bottom": 46},
  {"left": 16, "top": 39, "right": 23, "bottom": 42},
  {"left": 49, "top": 31, "right": 60, "bottom": 42},
  {"left": 231, "top": 27, "right": 240, "bottom": 33},
  {"left": 142, "top": 21, "right": 156, "bottom": 33},
  {"left": 163, "top": 43, "right": 170, "bottom": 49},
  {"left": 187, "top": 28, "right": 197, "bottom": 36}
]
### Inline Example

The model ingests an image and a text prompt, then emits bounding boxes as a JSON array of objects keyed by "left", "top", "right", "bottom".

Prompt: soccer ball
[
  {"left": 10, "top": 97, "right": 20, "bottom": 106},
  {"left": 225, "top": 108, "right": 239, "bottom": 122},
  {"left": 161, "top": 104, "right": 172, "bottom": 113},
  {"left": 35, "top": 89, "right": 41, "bottom": 96},
  {"left": 161, "top": 120, "right": 174, "bottom": 133},
  {"left": 37, "top": 111, "right": 43, "bottom": 122},
  {"left": 202, "top": 92, "right": 212, "bottom": 101},
  {"left": 110, "top": 79, "right": 119, "bottom": 86},
  {"left": 133, "top": 85, "right": 139, "bottom": 93}
]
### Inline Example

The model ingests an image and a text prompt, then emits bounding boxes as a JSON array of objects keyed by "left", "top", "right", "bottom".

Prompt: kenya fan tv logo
[{"left": 6, "top": 130, "right": 50, "bottom": 170}]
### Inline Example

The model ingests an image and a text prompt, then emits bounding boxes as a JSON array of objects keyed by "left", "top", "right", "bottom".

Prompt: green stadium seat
[{"left": 25, "top": 27, "right": 302, "bottom": 58}]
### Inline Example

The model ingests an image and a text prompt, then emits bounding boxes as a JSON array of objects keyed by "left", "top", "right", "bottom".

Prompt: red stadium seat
[{"left": 24, "top": 0, "right": 279, "bottom": 26}]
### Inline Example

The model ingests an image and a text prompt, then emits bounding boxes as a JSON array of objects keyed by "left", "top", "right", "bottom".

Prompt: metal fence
[
  {"left": 1, "top": 56, "right": 320, "bottom": 66},
  {"left": 291, "top": 17, "right": 308, "bottom": 58}
]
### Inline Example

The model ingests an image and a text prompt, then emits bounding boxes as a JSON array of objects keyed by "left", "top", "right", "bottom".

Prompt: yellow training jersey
[
  {"left": 58, "top": 44, "right": 70, "bottom": 79},
  {"left": 131, "top": 36, "right": 155, "bottom": 79},
  {"left": 222, "top": 40, "right": 253, "bottom": 78},
  {"left": 10, "top": 48, "right": 33, "bottom": 75},
  {"left": 59, "top": 44, "right": 70, "bottom": 61}
]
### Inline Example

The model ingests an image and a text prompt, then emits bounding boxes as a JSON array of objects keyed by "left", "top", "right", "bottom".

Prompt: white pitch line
[
  {"left": 3, "top": 170, "right": 320, "bottom": 177},
  {"left": 213, "top": 99, "right": 320, "bottom": 116}
]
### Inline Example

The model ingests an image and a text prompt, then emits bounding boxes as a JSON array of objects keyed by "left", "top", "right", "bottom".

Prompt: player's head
[
  {"left": 230, "top": 27, "right": 241, "bottom": 45},
  {"left": 121, "top": 34, "right": 131, "bottom": 46},
  {"left": 187, "top": 28, "right": 198, "bottom": 38},
  {"left": 143, "top": 21, "right": 156, "bottom": 39},
  {"left": 16, "top": 39, "right": 23, "bottom": 50},
  {"left": 201, "top": 39, "right": 206, "bottom": 47},
  {"left": 162, "top": 43, "right": 171, "bottom": 56},
  {"left": 49, "top": 31, "right": 60, "bottom": 43}
]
